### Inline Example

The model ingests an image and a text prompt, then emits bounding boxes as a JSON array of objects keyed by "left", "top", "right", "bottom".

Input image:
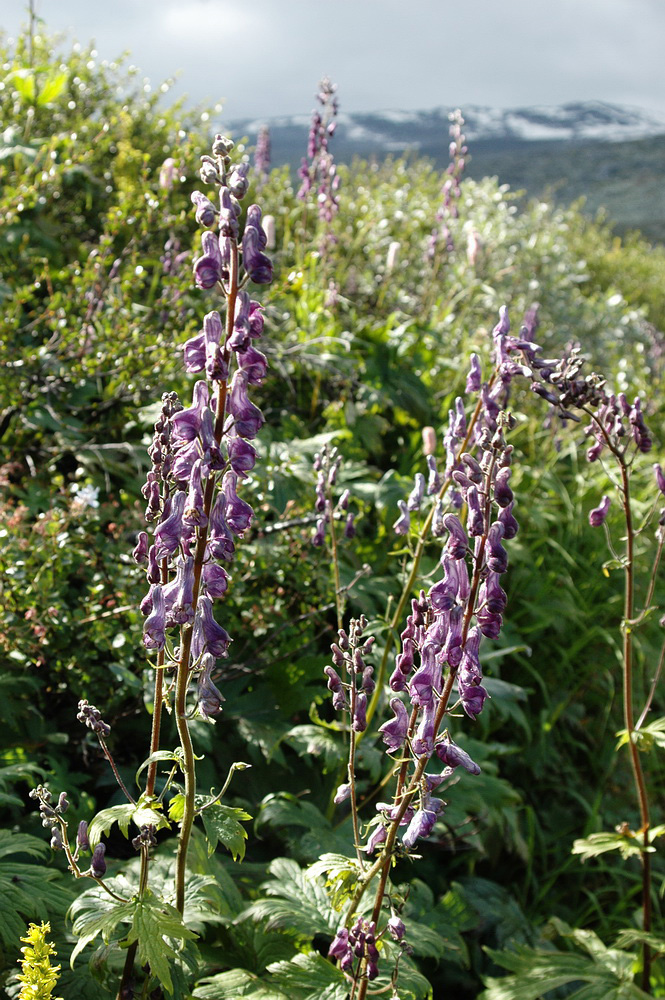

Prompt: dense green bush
[{"left": 1, "top": 22, "right": 664, "bottom": 999}]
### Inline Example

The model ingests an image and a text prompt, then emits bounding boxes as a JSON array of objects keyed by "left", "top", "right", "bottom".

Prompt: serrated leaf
[
  {"left": 572, "top": 831, "right": 650, "bottom": 861},
  {"left": 306, "top": 853, "right": 362, "bottom": 911},
  {"left": 266, "top": 951, "right": 348, "bottom": 1000},
  {"left": 242, "top": 857, "right": 338, "bottom": 937},
  {"left": 194, "top": 968, "right": 285, "bottom": 998},
  {"left": 200, "top": 802, "right": 251, "bottom": 861},
  {"left": 283, "top": 725, "right": 345, "bottom": 773},
  {"left": 125, "top": 891, "right": 198, "bottom": 995},
  {"left": 169, "top": 792, "right": 185, "bottom": 822},
  {"left": 614, "top": 927, "right": 665, "bottom": 955},
  {"left": 0, "top": 854, "right": 71, "bottom": 948},
  {"left": 88, "top": 803, "right": 136, "bottom": 843},
  {"left": 88, "top": 798, "right": 169, "bottom": 846},
  {"left": 479, "top": 940, "right": 651, "bottom": 1000},
  {"left": 69, "top": 888, "right": 136, "bottom": 966},
  {"left": 0, "top": 829, "right": 49, "bottom": 860}
]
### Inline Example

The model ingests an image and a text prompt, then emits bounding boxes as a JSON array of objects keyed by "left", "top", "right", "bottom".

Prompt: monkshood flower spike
[{"left": 133, "top": 133, "right": 273, "bottom": 918}]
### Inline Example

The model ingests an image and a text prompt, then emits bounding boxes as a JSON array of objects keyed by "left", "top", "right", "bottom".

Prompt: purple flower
[
  {"left": 312, "top": 516, "right": 326, "bottom": 547},
  {"left": 466, "top": 353, "right": 482, "bottom": 393},
  {"left": 183, "top": 459, "right": 208, "bottom": 527},
  {"left": 589, "top": 495, "right": 611, "bottom": 527},
  {"left": 436, "top": 738, "right": 481, "bottom": 774},
  {"left": 412, "top": 701, "right": 437, "bottom": 758},
  {"left": 172, "top": 380, "right": 210, "bottom": 444},
  {"left": 202, "top": 562, "right": 230, "bottom": 598},
  {"left": 165, "top": 555, "right": 195, "bottom": 626},
  {"left": 227, "top": 372, "right": 265, "bottom": 439},
  {"left": 494, "top": 467, "right": 513, "bottom": 508},
  {"left": 153, "top": 491, "right": 186, "bottom": 561},
  {"left": 77, "top": 820, "right": 90, "bottom": 851},
  {"left": 193, "top": 231, "right": 224, "bottom": 289},
  {"left": 393, "top": 500, "right": 410, "bottom": 536},
  {"left": 407, "top": 473, "right": 425, "bottom": 512},
  {"left": 353, "top": 692, "right": 367, "bottom": 732},
  {"left": 378, "top": 698, "right": 408, "bottom": 752},
  {"left": 443, "top": 514, "right": 468, "bottom": 559},
  {"left": 408, "top": 644, "right": 441, "bottom": 707},
  {"left": 242, "top": 206, "right": 273, "bottom": 284},
  {"left": 486, "top": 522, "right": 508, "bottom": 573},
  {"left": 426, "top": 455, "right": 441, "bottom": 495},
  {"left": 222, "top": 471, "right": 254, "bottom": 536},
  {"left": 497, "top": 501, "right": 519, "bottom": 540},
  {"left": 90, "top": 843, "right": 107, "bottom": 878},
  {"left": 133, "top": 531, "right": 149, "bottom": 564},
  {"left": 227, "top": 431, "right": 257, "bottom": 478},
  {"left": 208, "top": 493, "right": 236, "bottom": 561},
  {"left": 362, "top": 824, "right": 387, "bottom": 854},
  {"left": 197, "top": 595, "right": 231, "bottom": 657},
  {"left": 143, "top": 584, "right": 166, "bottom": 650},
  {"left": 197, "top": 653, "right": 225, "bottom": 720},
  {"left": 191, "top": 190, "right": 217, "bottom": 228},
  {"left": 402, "top": 798, "right": 443, "bottom": 849},
  {"left": 344, "top": 512, "right": 356, "bottom": 539},
  {"left": 334, "top": 783, "right": 350, "bottom": 804},
  {"left": 654, "top": 464, "right": 665, "bottom": 495},
  {"left": 237, "top": 342, "right": 268, "bottom": 385}
]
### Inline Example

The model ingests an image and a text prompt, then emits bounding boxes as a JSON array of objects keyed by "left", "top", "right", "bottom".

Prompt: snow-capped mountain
[{"left": 228, "top": 101, "right": 665, "bottom": 163}]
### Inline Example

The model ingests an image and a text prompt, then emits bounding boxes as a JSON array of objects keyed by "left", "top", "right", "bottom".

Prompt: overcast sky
[{"left": 1, "top": 0, "right": 664, "bottom": 121}]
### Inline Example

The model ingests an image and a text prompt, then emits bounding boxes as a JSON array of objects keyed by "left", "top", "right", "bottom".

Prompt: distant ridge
[
  {"left": 226, "top": 101, "right": 665, "bottom": 243},
  {"left": 228, "top": 101, "right": 665, "bottom": 160}
]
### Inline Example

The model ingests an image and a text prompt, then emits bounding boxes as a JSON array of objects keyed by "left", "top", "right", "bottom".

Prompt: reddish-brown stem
[
  {"left": 618, "top": 461, "right": 652, "bottom": 990},
  {"left": 364, "top": 371, "right": 498, "bottom": 732},
  {"left": 174, "top": 239, "right": 237, "bottom": 914}
]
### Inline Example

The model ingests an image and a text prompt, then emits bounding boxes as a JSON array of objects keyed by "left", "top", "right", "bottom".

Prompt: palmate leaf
[
  {"left": 266, "top": 951, "right": 348, "bottom": 1000},
  {"left": 0, "top": 828, "right": 49, "bottom": 860},
  {"left": 479, "top": 928, "right": 652, "bottom": 1000},
  {"left": 194, "top": 968, "right": 286, "bottom": 999},
  {"left": 571, "top": 831, "right": 650, "bottom": 861},
  {"left": 283, "top": 724, "right": 346, "bottom": 773},
  {"left": 200, "top": 801, "right": 252, "bottom": 861},
  {"left": 88, "top": 796, "right": 170, "bottom": 846},
  {"left": 125, "top": 891, "right": 198, "bottom": 995},
  {"left": 0, "top": 862, "right": 72, "bottom": 947},
  {"left": 241, "top": 857, "right": 338, "bottom": 937},
  {"left": 306, "top": 853, "right": 363, "bottom": 911},
  {"left": 69, "top": 881, "right": 136, "bottom": 966}
]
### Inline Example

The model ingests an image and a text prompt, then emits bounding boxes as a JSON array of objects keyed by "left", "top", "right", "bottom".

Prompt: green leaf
[
  {"left": 125, "top": 891, "right": 198, "bottom": 995},
  {"left": 36, "top": 70, "right": 68, "bottom": 105},
  {"left": 88, "top": 797, "right": 169, "bottom": 846},
  {"left": 0, "top": 829, "right": 49, "bottom": 860},
  {"left": 614, "top": 927, "right": 665, "bottom": 955},
  {"left": 88, "top": 803, "right": 136, "bottom": 843},
  {"left": 135, "top": 749, "right": 184, "bottom": 787},
  {"left": 306, "top": 853, "right": 363, "bottom": 911},
  {"left": 0, "top": 861, "right": 71, "bottom": 947},
  {"left": 571, "top": 831, "right": 651, "bottom": 861},
  {"left": 69, "top": 887, "right": 136, "bottom": 966},
  {"left": 242, "top": 857, "right": 338, "bottom": 937},
  {"left": 479, "top": 929, "right": 652, "bottom": 1000},
  {"left": 169, "top": 792, "right": 186, "bottom": 822},
  {"left": 266, "top": 951, "right": 348, "bottom": 1000},
  {"left": 6, "top": 68, "right": 36, "bottom": 101},
  {"left": 194, "top": 968, "right": 285, "bottom": 998},
  {"left": 200, "top": 802, "right": 252, "bottom": 861},
  {"left": 283, "top": 724, "right": 345, "bottom": 772}
]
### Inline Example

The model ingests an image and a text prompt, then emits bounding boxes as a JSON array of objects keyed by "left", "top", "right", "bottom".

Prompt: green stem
[
  {"left": 619, "top": 461, "right": 652, "bottom": 991},
  {"left": 364, "top": 376, "right": 495, "bottom": 732},
  {"left": 173, "top": 238, "right": 237, "bottom": 914}
]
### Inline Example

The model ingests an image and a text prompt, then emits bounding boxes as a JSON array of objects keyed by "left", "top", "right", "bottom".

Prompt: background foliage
[{"left": 1, "top": 23, "right": 664, "bottom": 999}]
